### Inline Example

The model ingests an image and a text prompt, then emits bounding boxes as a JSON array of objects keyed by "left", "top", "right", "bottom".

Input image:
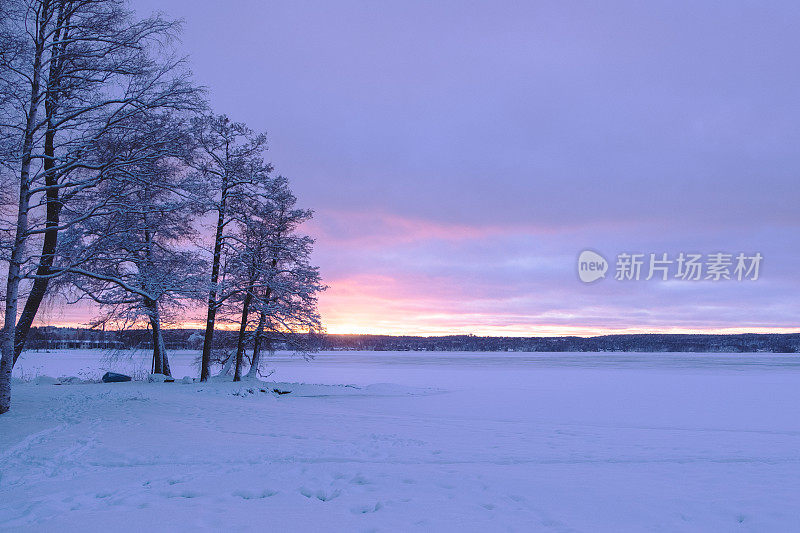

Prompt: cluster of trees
[
  {"left": 317, "top": 334, "right": 800, "bottom": 353},
  {"left": 0, "top": 0, "right": 324, "bottom": 413},
  {"left": 21, "top": 328, "right": 800, "bottom": 354}
]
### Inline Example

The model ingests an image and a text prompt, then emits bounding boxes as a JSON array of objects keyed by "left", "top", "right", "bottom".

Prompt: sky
[{"left": 47, "top": 0, "right": 800, "bottom": 336}]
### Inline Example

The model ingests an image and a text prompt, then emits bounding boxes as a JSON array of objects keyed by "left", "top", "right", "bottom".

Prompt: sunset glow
[{"left": 21, "top": 0, "right": 800, "bottom": 338}]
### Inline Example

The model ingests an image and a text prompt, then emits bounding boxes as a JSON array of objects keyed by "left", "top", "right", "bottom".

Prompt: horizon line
[{"left": 30, "top": 323, "right": 800, "bottom": 338}]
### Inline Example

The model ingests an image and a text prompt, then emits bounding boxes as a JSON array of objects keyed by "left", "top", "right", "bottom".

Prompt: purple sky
[{"left": 103, "top": 0, "right": 800, "bottom": 335}]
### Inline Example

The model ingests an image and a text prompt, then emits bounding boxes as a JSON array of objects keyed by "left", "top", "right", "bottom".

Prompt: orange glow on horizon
[
  {"left": 37, "top": 317, "right": 800, "bottom": 337},
  {"left": 29, "top": 273, "right": 800, "bottom": 338}
]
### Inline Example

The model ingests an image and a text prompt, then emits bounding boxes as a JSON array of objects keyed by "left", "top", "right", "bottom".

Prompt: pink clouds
[
  {"left": 305, "top": 209, "right": 558, "bottom": 250},
  {"left": 306, "top": 210, "right": 800, "bottom": 336},
  {"left": 318, "top": 272, "right": 800, "bottom": 336},
  {"left": 34, "top": 206, "right": 800, "bottom": 336}
]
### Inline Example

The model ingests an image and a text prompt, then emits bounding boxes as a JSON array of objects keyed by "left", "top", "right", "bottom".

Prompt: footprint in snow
[
  {"left": 233, "top": 489, "right": 278, "bottom": 500},
  {"left": 351, "top": 502, "right": 383, "bottom": 514},
  {"left": 299, "top": 487, "right": 341, "bottom": 501},
  {"left": 166, "top": 490, "right": 201, "bottom": 499}
]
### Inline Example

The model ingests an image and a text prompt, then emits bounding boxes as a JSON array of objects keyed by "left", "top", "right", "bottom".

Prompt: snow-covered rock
[{"left": 101, "top": 372, "right": 131, "bottom": 383}]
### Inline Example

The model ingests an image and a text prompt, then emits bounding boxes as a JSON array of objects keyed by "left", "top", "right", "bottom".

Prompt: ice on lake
[{"left": 3, "top": 350, "right": 800, "bottom": 531}]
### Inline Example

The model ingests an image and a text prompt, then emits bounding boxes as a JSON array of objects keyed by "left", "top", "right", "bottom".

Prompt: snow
[{"left": 3, "top": 350, "right": 800, "bottom": 531}]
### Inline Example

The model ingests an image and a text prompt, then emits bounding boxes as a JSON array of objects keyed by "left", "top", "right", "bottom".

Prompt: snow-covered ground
[{"left": 3, "top": 350, "right": 800, "bottom": 531}]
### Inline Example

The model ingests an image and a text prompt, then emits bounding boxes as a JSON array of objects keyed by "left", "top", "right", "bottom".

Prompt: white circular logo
[{"left": 577, "top": 250, "right": 608, "bottom": 283}]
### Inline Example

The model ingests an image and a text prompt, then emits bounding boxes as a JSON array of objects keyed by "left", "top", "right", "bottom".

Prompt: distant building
[{"left": 50, "top": 339, "right": 124, "bottom": 350}]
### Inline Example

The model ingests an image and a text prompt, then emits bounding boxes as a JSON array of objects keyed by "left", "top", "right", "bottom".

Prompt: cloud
[
  {"left": 55, "top": 0, "right": 800, "bottom": 335},
  {"left": 311, "top": 211, "right": 800, "bottom": 335}
]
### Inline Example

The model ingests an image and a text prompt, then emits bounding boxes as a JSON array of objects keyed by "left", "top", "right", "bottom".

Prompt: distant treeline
[
  {"left": 317, "top": 333, "right": 800, "bottom": 353},
  {"left": 24, "top": 327, "right": 800, "bottom": 353}
]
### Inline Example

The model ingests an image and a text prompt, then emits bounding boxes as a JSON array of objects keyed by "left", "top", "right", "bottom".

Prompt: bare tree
[
  {"left": 223, "top": 177, "right": 324, "bottom": 381},
  {"left": 0, "top": 0, "right": 199, "bottom": 412},
  {"left": 189, "top": 114, "right": 272, "bottom": 381},
  {"left": 55, "top": 113, "right": 204, "bottom": 376},
  {"left": 225, "top": 190, "right": 282, "bottom": 381},
  {"left": 1, "top": 0, "right": 57, "bottom": 413},
  {"left": 12, "top": 0, "right": 199, "bottom": 362}
]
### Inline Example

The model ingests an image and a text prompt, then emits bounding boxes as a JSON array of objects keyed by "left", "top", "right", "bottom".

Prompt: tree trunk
[
  {"left": 13, "top": 0, "right": 69, "bottom": 364},
  {"left": 232, "top": 289, "right": 253, "bottom": 381},
  {"left": 147, "top": 301, "right": 163, "bottom": 374},
  {"left": 13, "top": 194, "right": 60, "bottom": 363},
  {"left": 0, "top": 172, "right": 32, "bottom": 414},
  {"left": 200, "top": 186, "right": 228, "bottom": 381},
  {"left": 219, "top": 351, "right": 234, "bottom": 376},
  {"left": 0, "top": 0, "right": 50, "bottom": 414},
  {"left": 141, "top": 225, "right": 170, "bottom": 377},
  {"left": 145, "top": 299, "right": 171, "bottom": 377},
  {"left": 246, "top": 310, "right": 266, "bottom": 379},
  {"left": 199, "top": 294, "right": 217, "bottom": 380},
  {"left": 160, "top": 331, "right": 171, "bottom": 377}
]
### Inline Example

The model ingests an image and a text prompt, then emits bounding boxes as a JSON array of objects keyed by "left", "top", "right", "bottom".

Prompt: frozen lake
[
  {"left": 3, "top": 350, "right": 800, "bottom": 531},
  {"left": 15, "top": 348, "right": 800, "bottom": 383}
]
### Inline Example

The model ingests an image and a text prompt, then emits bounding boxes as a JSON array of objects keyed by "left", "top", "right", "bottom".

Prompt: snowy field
[{"left": 3, "top": 350, "right": 800, "bottom": 532}]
